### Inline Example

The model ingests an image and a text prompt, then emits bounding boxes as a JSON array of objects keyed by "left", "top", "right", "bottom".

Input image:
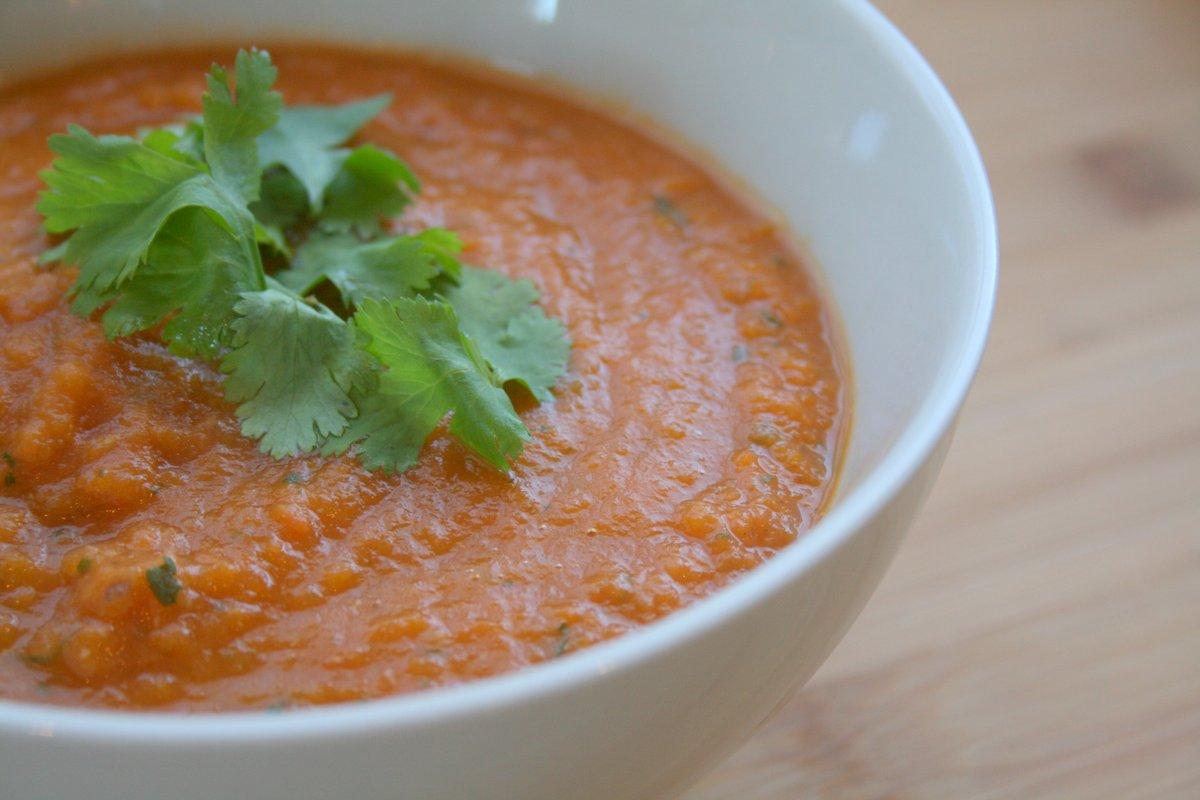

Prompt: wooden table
[{"left": 687, "top": 2, "right": 1200, "bottom": 797}]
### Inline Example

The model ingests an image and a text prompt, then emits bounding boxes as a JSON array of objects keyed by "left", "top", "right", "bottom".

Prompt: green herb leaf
[
  {"left": 145, "top": 557, "right": 182, "bottom": 606},
  {"left": 321, "top": 143, "right": 419, "bottom": 230},
  {"left": 439, "top": 266, "right": 569, "bottom": 402},
  {"left": 141, "top": 123, "right": 205, "bottom": 165},
  {"left": 251, "top": 167, "right": 309, "bottom": 230},
  {"left": 326, "top": 297, "right": 529, "bottom": 473},
  {"left": 282, "top": 229, "right": 462, "bottom": 306},
  {"left": 221, "top": 288, "right": 376, "bottom": 457},
  {"left": 201, "top": 48, "right": 282, "bottom": 203},
  {"left": 100, "top": 206, "right": 264, "bottom": 357},
  {"left": 36, "top": 51, "right": 281, "bottom": 329},
  {"left": 37, "top": 126, "right": 242, "bottom": 296},
  {"left": 407, "top": 228, "right": 464, "bottom": 282},
  {"left": 35, "top": 241, "right": 68, "bottom": 267},
  {"left": 258, "top": 94, "right": 390, "bottom": 211},
  {"left": 254, "top": 220, "right": 291, "bottom": 257}
]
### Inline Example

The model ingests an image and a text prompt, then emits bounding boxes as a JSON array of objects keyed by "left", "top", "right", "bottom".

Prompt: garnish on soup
[{"left": 37, "top": 49, "right": 569, "bottom": 473}]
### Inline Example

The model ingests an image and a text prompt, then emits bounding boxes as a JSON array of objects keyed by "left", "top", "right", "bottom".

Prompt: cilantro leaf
[
  {"left": 408, "top": 227, "right": 464, "bottom": 282},
  {"left": 282, "top": 229, "right": 462, "bottom": 306},
  {"left": 328, "top": 297, "right": 529, "bottom": 473},
  {"left": 100, "top": 207, "right": 264, "bottom": 357},
  {"left": 254, "top": 220, "right": 291, "bottom": 257},
  {"left": 322, "top": 144, "right": 419, "bottom": 230},
  {"left": 201, "top": 48, "right": 282, "bottom": 203},
  {"left": 221, "top": 288, "right": 376, "bottom": 457},
  {"left": 39, "top": 51, "right": 281, "bottom": 345},
  {"left": 251, "top": 167, "right": 309, "bottom": 230},
  {"left": 141, "top": 123, "right": 205, "bottom": 166},
  {"left": 258, "top": 94, "right": 390, "bottom": 211},
  {"left": 37, "top": 126, "right": 251, "bottom": 299},
  {"left": 440, "top": 266, "right": 569, "bottom": 401},
  {"left": 35, "top": 240, "right": 67, "bottom": 267}
]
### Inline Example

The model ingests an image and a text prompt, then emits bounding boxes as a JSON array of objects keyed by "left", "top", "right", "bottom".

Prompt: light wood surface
[{"left": 686, "top": 2, "right": 1200, "bottom": 798}]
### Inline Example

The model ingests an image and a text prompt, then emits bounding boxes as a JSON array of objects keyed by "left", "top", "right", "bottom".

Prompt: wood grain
[{"left": 685, "top": 1, "right": 1200, "bottom": 797}]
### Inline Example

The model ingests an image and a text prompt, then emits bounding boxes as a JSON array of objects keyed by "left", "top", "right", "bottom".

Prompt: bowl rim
[{"left": 0, "top": 0, "right": 997, "bottom": 744}]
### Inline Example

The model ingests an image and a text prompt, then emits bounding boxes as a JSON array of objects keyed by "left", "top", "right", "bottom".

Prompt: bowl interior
[{"left": 0, "top": 0, "right": 995, "bottom": 729}]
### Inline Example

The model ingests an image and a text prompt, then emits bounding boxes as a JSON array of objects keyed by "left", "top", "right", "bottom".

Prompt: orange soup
[{"left": 0, "top": 46, "right": 844, "bottom": 711}]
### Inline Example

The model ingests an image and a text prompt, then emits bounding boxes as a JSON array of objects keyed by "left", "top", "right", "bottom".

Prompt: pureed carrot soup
[{"left": 0, "top": 45, "right": 844, "bottom": 711}]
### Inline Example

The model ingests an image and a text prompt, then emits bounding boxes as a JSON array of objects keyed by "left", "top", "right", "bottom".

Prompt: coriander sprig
[{"left": 37, "top": 49, "right": 569, "bottom": 473}]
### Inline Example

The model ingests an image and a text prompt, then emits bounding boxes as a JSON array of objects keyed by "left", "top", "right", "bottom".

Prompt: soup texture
[{"left": 0, "top": 46, "right": 844, "bottom": 711}]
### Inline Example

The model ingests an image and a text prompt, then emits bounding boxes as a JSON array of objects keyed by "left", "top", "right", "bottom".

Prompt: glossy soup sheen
[{"left": 0, "top": 45, "right": 845, "bottom": 711}]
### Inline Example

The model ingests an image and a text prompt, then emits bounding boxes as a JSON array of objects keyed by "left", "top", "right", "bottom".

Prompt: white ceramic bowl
[{"left": 0, "top": 2, "right": 996, "bottom": 798}]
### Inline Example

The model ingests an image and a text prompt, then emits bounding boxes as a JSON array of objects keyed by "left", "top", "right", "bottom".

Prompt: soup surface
[{"left": 0, "top": 46, "right": 844, "bottom": 711}]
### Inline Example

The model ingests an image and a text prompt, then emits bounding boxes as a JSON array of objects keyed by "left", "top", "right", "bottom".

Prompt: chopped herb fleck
[
  {"left": 761, "top": 310, "right": 783, "bottom": 328},
  {"left": 282, "top": 472, "right": 305, "bottom": 485},
  {"left": 651, "top": 194, "right": 689, "bottom": 230},
  {"left": 264, "top": 698, "right": 293, "bottom": 712},
  {"left": 20, "top": 650, "right": 58, "bottom": 666},
  {"left": 76, "top": 557, "right": 93, "bottom": 575},
  {"left": 1, "top": 452, "right": 13, "bottom": 467},
  {"left": 3, "top": 473, "right": 13, "bottom": 487},
  {"left": 731, "top": 344, "right": 748, "bottom": 363},
  {"left": 553, "top": 622, "right": 571, "bottom": 657},
  {"left": 145, "top": 556, "right": 182, "bottom": 606}
]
